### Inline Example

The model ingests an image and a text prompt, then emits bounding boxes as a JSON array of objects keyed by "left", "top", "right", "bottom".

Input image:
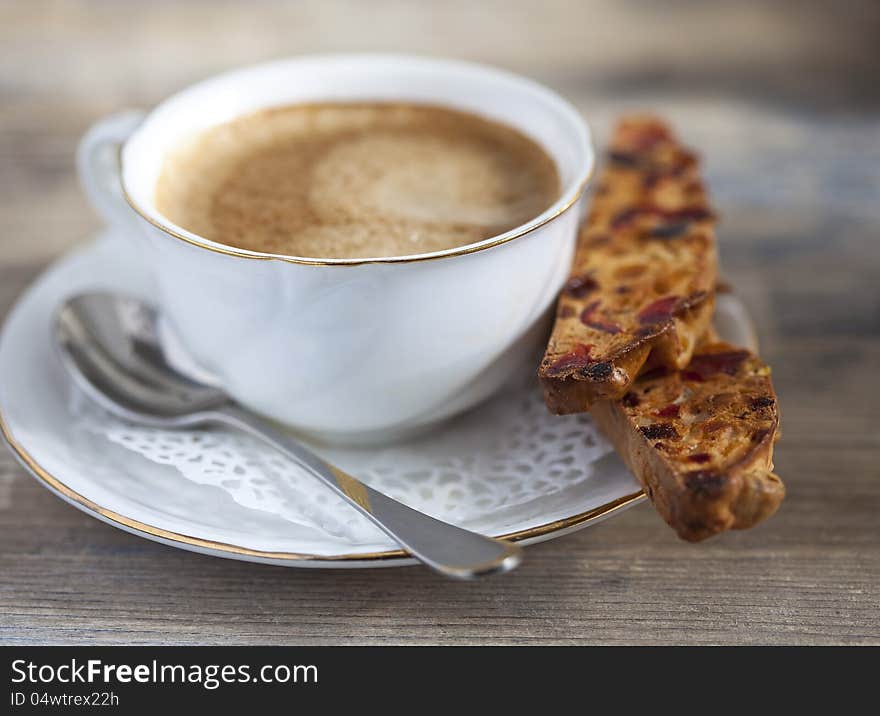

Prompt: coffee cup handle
[{"left": 77, "top": 110, "right": 145, "bottom": 229}]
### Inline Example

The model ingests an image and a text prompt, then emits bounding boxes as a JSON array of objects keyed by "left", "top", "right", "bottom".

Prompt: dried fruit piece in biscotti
[
  {"left": 590, "top": 342, "right": 784, "bottom": 542},
  {"left": 539, "top": 115, "right": 718, "bottom": 413}
]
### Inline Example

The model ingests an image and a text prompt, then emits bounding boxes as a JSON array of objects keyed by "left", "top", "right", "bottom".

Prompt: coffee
[{"left": 155, "top": 102, "right": 560, "bottom": 259}]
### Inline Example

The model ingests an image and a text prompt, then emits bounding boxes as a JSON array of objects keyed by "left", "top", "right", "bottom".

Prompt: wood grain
[{"left": 0, "top": 0, "right": 878, "bottom": 645}]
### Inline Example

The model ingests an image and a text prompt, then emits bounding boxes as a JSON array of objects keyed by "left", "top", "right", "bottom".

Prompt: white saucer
[{"left": 0, "top": 231, "right": 755, "bottom": 568}]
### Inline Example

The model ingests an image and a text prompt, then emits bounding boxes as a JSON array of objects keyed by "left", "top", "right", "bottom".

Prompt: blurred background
[
  {"left": 1, "top": 1, "right": 877, "bottom": 644},
  {"left": 2, "top": 0, "right": 877, "bottom": 259}
]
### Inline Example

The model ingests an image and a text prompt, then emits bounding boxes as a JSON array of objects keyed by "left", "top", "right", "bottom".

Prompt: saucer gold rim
[{"left": 0, "top": 410, "right": 644, "bottom": 564}]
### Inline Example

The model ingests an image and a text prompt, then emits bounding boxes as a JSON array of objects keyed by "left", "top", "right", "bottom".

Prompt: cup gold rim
[
  {"left": 121, "top": 165, "right": 592, "bottom": 267},
  {"left": 118, "top": 54, "right": 594, "bottom": 267}
]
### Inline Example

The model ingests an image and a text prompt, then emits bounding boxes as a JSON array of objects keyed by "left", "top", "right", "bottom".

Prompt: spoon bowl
[{"left": 56, "top": 294, "right": 228, "bottom": 423}]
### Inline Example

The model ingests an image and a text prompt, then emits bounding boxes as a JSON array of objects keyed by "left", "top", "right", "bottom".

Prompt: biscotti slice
[
  {"left": 540, "top": 116, "right": 718, "bottom": 413},
  {"left": 590, "top": 342, "right": 784, "bottom": 542}
]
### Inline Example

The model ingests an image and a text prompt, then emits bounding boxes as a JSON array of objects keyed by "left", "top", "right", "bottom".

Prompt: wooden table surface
[{"left": 1, "top": 1, "right": 878, "bottom": 645}]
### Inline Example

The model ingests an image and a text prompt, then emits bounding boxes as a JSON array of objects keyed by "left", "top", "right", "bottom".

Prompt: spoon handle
[{"left": 213, "top": 405, "right": 521, "bottom": 579}]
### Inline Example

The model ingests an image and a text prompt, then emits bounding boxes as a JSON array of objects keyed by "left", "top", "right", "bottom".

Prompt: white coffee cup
[{"left": 77, "top": 54, "right": 594, "bottom": 444}]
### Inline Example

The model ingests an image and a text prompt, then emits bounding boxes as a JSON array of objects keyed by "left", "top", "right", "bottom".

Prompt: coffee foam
[{"left": 155, "top": 103, "right": 560, "bottom": 259}]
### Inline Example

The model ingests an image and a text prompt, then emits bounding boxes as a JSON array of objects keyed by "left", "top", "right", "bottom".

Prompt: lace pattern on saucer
[{"left": 72, "top": 381, "right": 612, "bottom": 544}]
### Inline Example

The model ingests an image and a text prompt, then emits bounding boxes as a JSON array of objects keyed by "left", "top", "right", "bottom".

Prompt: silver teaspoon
[{"left": 54, "top": 292, "right": 521, "bottom": 579}]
